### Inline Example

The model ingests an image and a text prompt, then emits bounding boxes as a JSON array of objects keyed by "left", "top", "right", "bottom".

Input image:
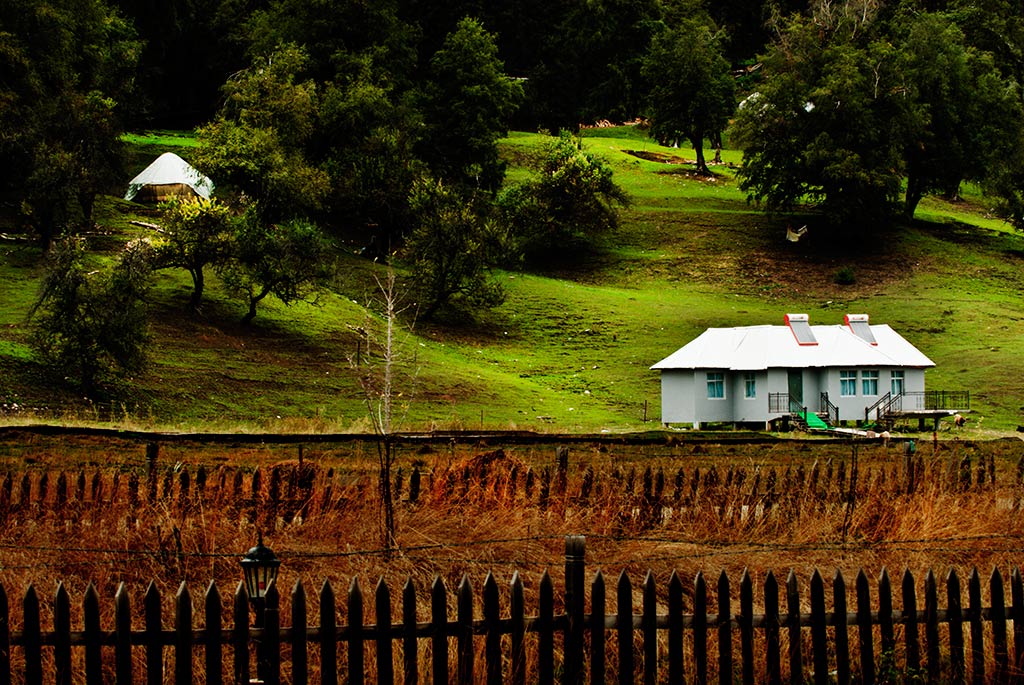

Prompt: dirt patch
[{"left": 624, "top": 149, "right": 694, "bottom": 165}]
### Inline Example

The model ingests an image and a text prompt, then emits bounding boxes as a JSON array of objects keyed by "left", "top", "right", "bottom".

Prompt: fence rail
[{"left": 1, "top": 536, "right": 1023, "bottom": 684}]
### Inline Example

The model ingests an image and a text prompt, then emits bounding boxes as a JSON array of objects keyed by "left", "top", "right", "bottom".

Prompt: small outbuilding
[
  {"left": 651, "top": 314, "right": 966, "bottom": 430},
  {"left": 124, "top": 152, "right": 214, "bottom": 203}
]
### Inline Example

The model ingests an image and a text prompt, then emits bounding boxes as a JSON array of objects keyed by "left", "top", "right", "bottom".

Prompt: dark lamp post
[{"left": 240, "top": 532, "right": 280, "bottom": 601}]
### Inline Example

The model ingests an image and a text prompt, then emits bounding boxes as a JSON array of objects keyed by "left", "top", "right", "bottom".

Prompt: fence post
[
  {"left": 616, "top": 571, "right": 635, "bottom": 685},
  {"left": 668, "top": 572, "right": 684, "bottom": 685},
  {"left": 564, "top": 535, "right": 586, "bottom": 685},
  {"left": 144, "top": 581, "right": 162, "bottom": 685},
  {"left": 146, "top": 442, "right": 159, "bottom": 501},
  {"left": 84, "top": 583, "right": 102, "bottom": 685},
  {"left": 947, "top": 570, "right": 965, "bottom": 685},
  {"left": 969, "top": 569, "right": 984, "bottom": 684},
  {"left": 644, "top": 572, "right": 658, "bottom": 685},
  {"left": 765, "top": 571, "right": 781, "bottom": 685}
]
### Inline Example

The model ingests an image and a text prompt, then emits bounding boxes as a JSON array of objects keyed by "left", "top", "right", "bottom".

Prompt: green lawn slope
[{"left": 1, "top": 127, "right": 1023, "bottom": 434}]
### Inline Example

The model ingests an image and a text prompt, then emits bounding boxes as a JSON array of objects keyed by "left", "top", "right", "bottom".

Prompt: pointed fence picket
[{"left": 0, "top": 537, "right": 1023, "bottom": 683}]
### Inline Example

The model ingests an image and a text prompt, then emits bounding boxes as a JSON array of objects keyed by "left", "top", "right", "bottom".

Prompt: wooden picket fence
[{"left": 0, "top": 536, "right": 1022, "bottom": 684}]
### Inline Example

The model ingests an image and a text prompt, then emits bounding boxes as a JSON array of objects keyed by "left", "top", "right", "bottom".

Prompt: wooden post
[
  {"left": 564, "top": 535, "right": 586, "bottom": 685},
  {"left": 320, "top": 581, "right": 337, "bottom": 685},
  {"left": 644, "top": 572, "right": 658, "bottom": 685},
  {"left": 765, "top": 571, "right": 781, "bottom": 685},
  {"left": 483, "top": 573, "right": 502, "bottom": 685},
  {"left": 399, "top": 577, "right": 415, "bottom": 683},
  {"left": 668, "top": 572, "right": 684, "bottom": 685},
  {"left": 146, "top": 442, "right": 159, "bottom": 501},
  {"left": 539, "top": 572, "right": 555, "bottom": 685}
]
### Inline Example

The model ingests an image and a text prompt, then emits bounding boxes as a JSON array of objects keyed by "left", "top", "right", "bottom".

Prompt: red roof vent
[
  {"left": 785, "top": 313, "right": 818, "bottom": 345},
  {"left": 845, "top": 314, "right": 877, "bottom": 345}
]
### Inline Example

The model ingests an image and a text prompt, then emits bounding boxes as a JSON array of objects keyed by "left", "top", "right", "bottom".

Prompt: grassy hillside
[{"left": 2, "top": 127, "right": 1023, "bottom": 433}]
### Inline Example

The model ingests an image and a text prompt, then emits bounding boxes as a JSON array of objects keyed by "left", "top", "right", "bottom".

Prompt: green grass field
[{"left": 2, "top": 127, "right": 1023, "bottom": 433}]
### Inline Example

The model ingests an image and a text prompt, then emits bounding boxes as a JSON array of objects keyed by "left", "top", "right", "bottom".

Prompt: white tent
[{"left": 124, "top": 152, "right": 214, "bottom": 203}]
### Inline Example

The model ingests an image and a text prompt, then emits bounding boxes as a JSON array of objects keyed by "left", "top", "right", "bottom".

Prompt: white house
[{"left": 651, "top": 314, "right": 938, "bottom": 429}]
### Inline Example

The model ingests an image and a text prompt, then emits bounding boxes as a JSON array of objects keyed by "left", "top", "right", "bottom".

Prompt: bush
[
  {"left": 30, "top": 237, "right": 154, "bottom": 396},
  {"left": 834, "top": 266, "right": 856, "bottom": 285}
]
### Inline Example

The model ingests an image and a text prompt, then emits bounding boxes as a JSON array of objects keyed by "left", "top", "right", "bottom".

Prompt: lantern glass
[{"left": 240, "top": 536, "right": 280, "bottom": 600}]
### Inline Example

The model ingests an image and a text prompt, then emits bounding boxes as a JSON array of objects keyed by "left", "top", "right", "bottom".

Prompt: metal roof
[{"left": 651, "top": 323, "right": 935, "bottom": 371}]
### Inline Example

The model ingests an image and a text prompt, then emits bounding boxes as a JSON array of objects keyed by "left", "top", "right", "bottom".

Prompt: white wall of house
[
  {"left": 659, "top": 370, "right": 695, "bottom": 424},
  {"left": 661, "top": 366, "right": 931, "bottom": 427}
]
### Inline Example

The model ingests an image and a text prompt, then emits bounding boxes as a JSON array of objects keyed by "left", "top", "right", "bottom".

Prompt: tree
[
  {"left": 897, "top": 12, "right": 1021, "bottom": 218},
  {"left": 0, "top": 0, "right": 140, "bottom": 248},
  {"left": 351, "top": 270, "right": 414, "bottom": 552},
  {"left": 220, "top": 214, "right": 334, "bottom": 324},
  {"left": 194, "top": 43, "right": 330, "bottom": 223},
  {"left": 155, "top": 197, "right": 235, "bottom": 311},
  {"left": 642, "top": 17, "right": 735, "bottom": 175},
  {"left": 404, "top": 178, "right": 505, "bottom": 320},
  {"left": 497, "top": 131, "right": 629, "bottom": 263},
  {"left": 30, "top": 237, "right": 154, "bottom": 396},
  {"left": 418, "top": 17, "right": 523, "bottom": 191},
  {"left": 732, "top": 6, "right": 910, "bottom": 234}
]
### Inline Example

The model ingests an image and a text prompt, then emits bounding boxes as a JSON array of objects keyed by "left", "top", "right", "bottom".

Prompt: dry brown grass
[{"left": 0, "top": 434, "right": 1021, "bottom": 681}]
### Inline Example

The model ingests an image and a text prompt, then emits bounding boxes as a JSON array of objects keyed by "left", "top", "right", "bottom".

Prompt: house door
[{"left": 788, "top": 370, "right": 803, "bottom": 411}]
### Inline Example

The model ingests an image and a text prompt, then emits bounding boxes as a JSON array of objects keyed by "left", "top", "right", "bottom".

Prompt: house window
[
  {"left": 744, "top": 372, "right": 757, "bottom": 399},
  {"left": 891, "top": 370, "right": 905, "bottom": 396},
  {"left": 840, "top": 370, "right": 857, "bottom": 396},
  {"left": 707, "top": 372, "right": 725, "bottom": 399},
  {"left": 862, "top": 370, "right": 879, "bottom": 396}
]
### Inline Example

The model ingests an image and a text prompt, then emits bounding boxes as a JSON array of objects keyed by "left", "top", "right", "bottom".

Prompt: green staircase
[{"left": 800, "top": 411, "right": 829, "bottom": 430}]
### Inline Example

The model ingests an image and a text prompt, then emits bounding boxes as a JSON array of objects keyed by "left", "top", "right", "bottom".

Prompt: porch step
[{"left": 800, "top": 411, "right": 830, "bottom": 430}]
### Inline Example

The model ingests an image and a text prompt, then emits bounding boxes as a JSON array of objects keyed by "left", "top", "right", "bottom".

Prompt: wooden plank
[
  {"left": 740, "top": 570, "right": 754, "bottom": 685},
  {"left": 264, "top": 582, "right": 281, "bottom": 685},
  {"left": 924, "top": 570, "right": 940, "bottom": 685},
  {"left": 457, "top": 575, "right": 474, "bottom": 685},
  {"left": 203, "top": 582, "right": 222, "bottom": 685},
  {"left": 565, "top": 535, "right": 586, "bottom": 685},
  {"left": 668, "top": 571, "right": 685, "bottom": 685},
  {"left": 321, "top": 580, "right": 338, "bottom": 685},
  {"left": 401, "top": 579, "right": 416, "bottom": 685},
  {"left": 232, "top": 583, "right": 249, "bottom": 685},
  {"left": 374, "top": 578, "right": 393, "bottom": 685},
  {"left": 1011, "top": 568, "right": 1024, "bottom": 684},
  {"left": 83, "top": 583, "right": 102, "bottom": 685},
  {"left": 879, "top": 569, "right": 895, "bottom": 662},
  {"left": 643, "top": 571, "right": 657, "bottom": 685},
  {"left": 765, "top": 571, "right": 781, "bottom": 685},
  {"left": 590, "top": 571, "right": 606, "bottom": 685},
  {"left": 718, "top": 571, "right": 733, "bottom": 685},
  {"left": 0, "top": 584, "right": 10, "bottom": 685},
  {"left": 539, "top": 571, "right": 555, "bottom": 685},
  {"left": 786, "top": 571, "right": 802, "bottom": 685},
  {"left": 969, "top": 569, "right": 984, "bottom": 685},
  {"left": 855, "top": 570, "right": 875, "bottom": 685},
  {"left": 54, "top": 582, "right": 71, "bottom": 685},
  {"left": 947, "top": 569, "right": 965, "bottom": 685},
  {"left": 903, "top": 569, "right": 921, "bottom": 678},
  {"left": 832, "top": 570, "right": 850, "bottom": 685},
  {"left": 511, "top": 572, "right": 526, "bottom": 685},
  {"left": 695, "top": 572, "right": 708, "bottom": 685},
  {"left": 431, "top": 576, "right": 449, "bottom": 685},
  {"left": 175, "top": 582, "right": 193, "bottom": 685},
  {"left": 483, "top": 572, "right": 502, "bottom": 685},
  {"left": 991, "top": 569, "right": 1009, "bottom": 684},
  {"left": 348, "top": 578, "right": 364, "bottom": 685},
  {"left": 114, "top": 583, "right": 132, "bottom": 685},
  {"left": 292, "top": 580, "right": 308, "bottom": 685},
  {"left": 23, "top": 585, "right": 41, "bottom": 685},
  {"left": 809, "top": 570, "right": 827, "bottom": 685},
  {"left": 144, "top": 581, "right": 163, "bottom": 685}
]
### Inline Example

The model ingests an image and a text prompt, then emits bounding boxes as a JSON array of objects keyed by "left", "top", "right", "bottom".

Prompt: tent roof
[
  {"left": 651, "top": 320, "right": 935, "bottom": 371},
  {"left": 124, "top": 152, "right": 214, "bottom": 201}
]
